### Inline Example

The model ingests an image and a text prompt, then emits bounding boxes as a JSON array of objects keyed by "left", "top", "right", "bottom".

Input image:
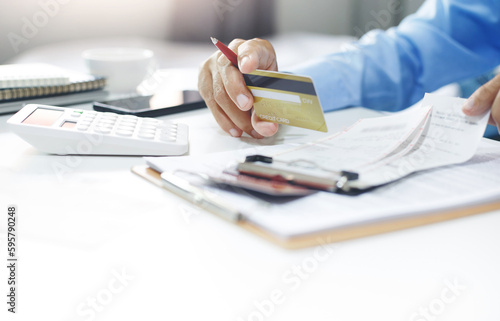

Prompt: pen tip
[{"left": 210, "top": 37, "right": 218, "bottom": 44}]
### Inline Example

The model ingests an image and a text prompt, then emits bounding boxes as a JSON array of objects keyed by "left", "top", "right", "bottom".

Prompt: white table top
[
  {"left": 2, "top": 103, "right": 500, "bottom": 321},
  {"left": 2, "top": 35, "right": 500, "bottom": 320}
]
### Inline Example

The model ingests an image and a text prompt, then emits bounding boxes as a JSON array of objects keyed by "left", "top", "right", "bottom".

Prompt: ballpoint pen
[
  {"left": 161, "top": 171, "right": 243, "bottom": 222},
  {"left": 211, "top": 37, "right": 238, "bottom": 67}
]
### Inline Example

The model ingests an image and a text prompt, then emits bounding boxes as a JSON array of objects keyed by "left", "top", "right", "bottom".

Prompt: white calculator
[{"left": 7, "top": 104, "right": 189, "bottom": 155}]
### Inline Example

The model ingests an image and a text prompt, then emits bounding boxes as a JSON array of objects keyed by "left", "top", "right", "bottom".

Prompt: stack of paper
[
  {"left": 142, "top": 94, "right": 499, "bottom": 240},
  {"left": 0, "top": 63, "right": 70, "bottom": 88},
  {"left": 270, "top": 94, "right": 489, "bottom": 189}
]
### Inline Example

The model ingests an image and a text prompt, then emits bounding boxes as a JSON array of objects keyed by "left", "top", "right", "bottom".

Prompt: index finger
[
  {"left": 215, "top": 39, "right": 255, "bottom": 112},
  {"left": 463, "top": 74, "right": 500, "bottom": 117},
  {"left": 236, "top": 38, "right": 278, "bottom": 74}
]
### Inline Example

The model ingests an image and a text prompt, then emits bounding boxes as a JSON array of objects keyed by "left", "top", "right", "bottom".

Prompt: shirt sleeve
[{"left": 289, "top": 0, "right": 500, "bottom": 112}]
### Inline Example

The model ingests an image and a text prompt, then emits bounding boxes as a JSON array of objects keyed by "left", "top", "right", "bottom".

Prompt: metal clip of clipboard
[{"left": 237, "top": 155, "right": 359, "bottom": 192}]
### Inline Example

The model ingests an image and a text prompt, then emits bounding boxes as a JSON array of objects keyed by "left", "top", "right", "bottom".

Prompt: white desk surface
[{"left": 2, "top": 36, "right": 500, "bottom": 321}]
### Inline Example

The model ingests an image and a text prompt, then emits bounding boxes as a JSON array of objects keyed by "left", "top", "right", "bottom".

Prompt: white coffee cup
[{"left": 82, "top": 48, "right": 155, "bottom": 93}]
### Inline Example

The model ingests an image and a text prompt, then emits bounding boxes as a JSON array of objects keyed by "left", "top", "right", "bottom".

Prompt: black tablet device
[{"left": 93, "top": 90, "right": 206, "bottom": 117}]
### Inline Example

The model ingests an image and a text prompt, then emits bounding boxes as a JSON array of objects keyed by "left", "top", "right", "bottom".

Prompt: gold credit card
[{"left": 244, "top": 70, "right": 327, "bottom": 132}]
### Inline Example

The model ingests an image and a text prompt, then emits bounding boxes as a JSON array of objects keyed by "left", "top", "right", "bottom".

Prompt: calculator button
[
  {"left": 139, "top": 127, "right": 155, "bottom": 133},
  {"left": 76, "top": 125, "right": 89, "bottom": 131},
  {"left": 142, "top": 118, "right": 159, "bottom": 123},
  {"left": 97, "top": 121, "right": 115, "bottom": 127},
  {"left": 119, "top": 120, "right": 137, "bottom": 126},
  {"left": 99, "top": 116, "right": 116, "bottom": 121},
  {"left": 138, "top": 132, "right": 155, "bottom": 139},
  {"left": 94, "top": 127, "right": 112, "bottom": 134},
  {"left": 100, "top": 117, "right": 117, "bottom": 123},
  {"left": 95, "top": 125, "right": 113, "bottom": 131},
  {"left": 117, "top": 125, "right": 135, "bottom": 132},
  {"left": 159, "top": 128, "right": 175, "bottom": 135},
  {"left": 120, "top": 115, "right": 139, "bottom": 121},
  {"left": 71, "top": 111, "right": 83, "bottom": 118},
  {"left": 78, "top": 120, "right": 92, "bottom": 126},
  {"left": 118, "top": 122, "right": 135, "bottom": 127},
  {"left": 116, "top": 129, "right": 133, "bottom": 136},
  {"left": 139, "top": 124, "right": 156, "bottom": 131},
  {"left": 97, "top": 121, "right": 114, "bottom": 126},
  {"left": 138, "top": 130, "right": 156, "bottom": 138},
  {"left": 160, "top": 135, "right": 176, "bottom": 142},
  {"left": 143, "top": 122, "right": 160, "bottom": 128},
  {"left": 161, "top": 131, "right": 177, "bottom": 138},
  {"left": 100, "top": 117, "right": 117, "bottom": 122},
  {"left": 119, "top": 116, "right": 137, "bottom": 121}
]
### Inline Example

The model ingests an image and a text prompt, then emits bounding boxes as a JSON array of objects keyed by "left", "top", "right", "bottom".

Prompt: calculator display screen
[{"left": 22, "top": 108, "right": 63, "bottom": 126}]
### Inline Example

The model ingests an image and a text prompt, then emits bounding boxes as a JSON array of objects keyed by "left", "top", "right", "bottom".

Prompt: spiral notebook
[
  {"left": 0, "top": 63, "right": 72, "bottom": 88},
  {"left": 0, "top": 63, "right": 106, "bottom": 112}
]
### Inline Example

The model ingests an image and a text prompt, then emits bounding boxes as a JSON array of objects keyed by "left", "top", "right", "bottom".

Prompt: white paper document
[
  {"left": 271, "top": 93, "right": 490, "bottom": 189},
  {"left": 145, "top": 139, "right": 500, "bottom": 238},
  {"left": 144, "top": 94, "right": 498, "bottom": 238}
]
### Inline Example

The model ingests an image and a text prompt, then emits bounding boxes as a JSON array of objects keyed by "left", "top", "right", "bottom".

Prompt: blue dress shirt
[{"left": 290, "top": 0, "right": 500, "bottom": 112}]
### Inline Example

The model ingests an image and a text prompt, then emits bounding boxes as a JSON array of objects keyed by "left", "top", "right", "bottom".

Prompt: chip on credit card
[{"left": 243, "top": 70, "right": 328, "bottom": 132}]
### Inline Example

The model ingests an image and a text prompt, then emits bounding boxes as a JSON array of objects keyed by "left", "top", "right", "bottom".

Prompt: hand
[
  {"left": 198, "top": 38, "right": 279, "bottom": 138},
  {"left": 462, "top": 73, "right": 500, "bottom": 134}
]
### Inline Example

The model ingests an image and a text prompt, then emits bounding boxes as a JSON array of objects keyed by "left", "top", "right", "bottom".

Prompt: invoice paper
[{"left": 272, "top": 93, "right": 490, "bottom": 189}]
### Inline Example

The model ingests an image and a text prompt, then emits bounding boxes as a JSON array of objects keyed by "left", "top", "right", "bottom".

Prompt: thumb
[
  {"left": 251, "top": 109, "right": 279, "bottom": 137},
  {"left": 462, "top": 73, "right": 500, "bottom": 117}
]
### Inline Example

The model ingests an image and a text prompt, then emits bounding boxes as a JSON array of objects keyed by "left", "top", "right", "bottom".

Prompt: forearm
[{"left": 289, "top": 0, "right": 500, "bottom": 112}]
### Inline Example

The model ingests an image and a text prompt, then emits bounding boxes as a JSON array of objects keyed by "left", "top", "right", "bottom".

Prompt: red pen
[{"left": 211, "top": 37, "right": 238, "bottom": 67}]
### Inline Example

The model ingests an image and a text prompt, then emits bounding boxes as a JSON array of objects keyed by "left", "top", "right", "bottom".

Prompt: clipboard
[{"left": 131, "top": 165, "right": 500, "bottom": 250}]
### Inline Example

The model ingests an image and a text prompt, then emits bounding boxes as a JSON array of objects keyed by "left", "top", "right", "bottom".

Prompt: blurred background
[
  {"left": 0, "top": 0, "right": 425, "bottom": 64},
  {"left": 2, "top": 0, "right": 498, "bottom": 138}
]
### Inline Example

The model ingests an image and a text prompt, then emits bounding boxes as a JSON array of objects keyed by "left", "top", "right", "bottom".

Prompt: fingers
[
  {"left": 490, "top": 88, "right": 500, "bottom": 132},
  {"left": 216, "top": 39, "right": 254, "bottom": 112},
  {"left": 221, "top": 38, "right": 279, "bottom": 136},
  {"left": 212, "top": 70, "right": 261, "bottom": 137},
  {"left": 199, "top": 54, "right": 261, "bottom": 138},
  {"left": 198, "top": 58, "right": 243, "bottom": 137},
  {"left": 236, "top": 38, "right": 278, "bottom": 73},
  {"left": 463, "top": 73, "right": 500, "bottom": 129},
  {"left": 251, "top": 110, "right": 279, "bottom": 137}
]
